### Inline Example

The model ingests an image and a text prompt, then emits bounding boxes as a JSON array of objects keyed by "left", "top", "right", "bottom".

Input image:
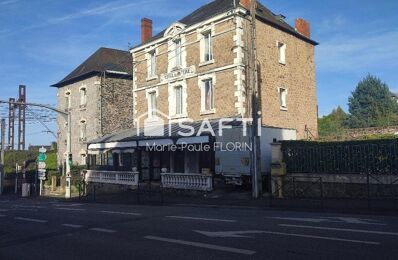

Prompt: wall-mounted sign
[{"left": 160, "top": 66, "right": 196, "bottom": 82}]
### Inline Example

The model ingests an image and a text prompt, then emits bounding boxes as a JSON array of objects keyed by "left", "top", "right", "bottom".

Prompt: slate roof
[
  {"left": 132, "top": 0, "right": 317, "bottom": 50},
  {"left": 52, "top": 47, "right": 133, "bottom": 88}
]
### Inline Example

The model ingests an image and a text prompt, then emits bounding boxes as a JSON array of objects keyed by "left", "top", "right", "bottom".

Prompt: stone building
[
  {"left": 52, "top": 47, "right": 133, "bottom": 167},
  {"left": 86, "top": 0, "right": 318, "bottom": 185}
]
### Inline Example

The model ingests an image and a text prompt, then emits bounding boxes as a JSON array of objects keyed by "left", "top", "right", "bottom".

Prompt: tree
[
  {"left": 318, "top": 106, "right": 347, "bottom": 137},
  {"left": 347, "top": 75, "right": 398, "bottom": 128}
]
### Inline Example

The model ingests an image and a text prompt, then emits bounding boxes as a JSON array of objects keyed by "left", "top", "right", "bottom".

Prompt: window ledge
[
  {"left": 200, "top": 109, "right": 216, "bottom": 116},
  {"left": 146, "top": 75, "right": 158, "bottom": 81},
  {"left": 199, "top": 60, "right": 215, "bottom": 67},
  {"left": 170, "top": 114, "right": 188, "bottom": 120},
  {"left": 278, "top": 61, "right": 286, "bottom": 65},
  {"left": 280, "top": 107, "right": 288, "bottom": 111}
]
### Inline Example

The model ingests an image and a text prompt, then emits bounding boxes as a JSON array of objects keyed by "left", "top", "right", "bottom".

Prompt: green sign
[{"left": 38, "top": 153, "right": 47, "bottom": 162}]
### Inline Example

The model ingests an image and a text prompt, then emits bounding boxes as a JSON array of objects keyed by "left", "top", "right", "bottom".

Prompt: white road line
[
  {"left": 100, "top": 210, "right": 142, "bottom": 216},
  {"left": 145, "top": 236, "right": 256, "bottom": 255},
  {"left": 280, "top": 224, "right": 398, "bottom": 236},
  {"left": 62, "top": 224, "right": 83, "bottom": 228},
  {"left": 165, "top": 216, "right": 236, "bottom": 223},
  {"left": 90, "top": 228, "right": 116, "bottom": 233},
  {"left": 14, "top": 217, "right": 47, "bottom": 223},
  {"left": 55, "top": 208, "right": 85, "bottom": 211}
]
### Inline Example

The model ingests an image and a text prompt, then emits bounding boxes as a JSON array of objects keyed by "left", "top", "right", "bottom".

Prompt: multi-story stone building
[
  {"left": 86, "top": 0, "right": 318, "bottom": 185},
  {"left": 52, "top": 47, "right": 133, "bottom": 167}
]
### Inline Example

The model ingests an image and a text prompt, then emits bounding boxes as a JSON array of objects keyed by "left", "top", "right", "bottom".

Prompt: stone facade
[
  {"left": 57, "top": 75, "right": 133, "bottom": 166},
  {"left": 131, "top": 7, "right": 317, "bottom": 139}
]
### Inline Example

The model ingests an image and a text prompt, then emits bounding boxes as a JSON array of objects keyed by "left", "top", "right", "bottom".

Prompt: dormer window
[{"left": 174, "top": 39, "right": 182, "bottom": 68}]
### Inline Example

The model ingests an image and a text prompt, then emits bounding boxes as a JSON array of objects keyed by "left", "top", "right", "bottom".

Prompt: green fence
[{"left": 281, "top": 139, "right": 398, "bottom": 175}]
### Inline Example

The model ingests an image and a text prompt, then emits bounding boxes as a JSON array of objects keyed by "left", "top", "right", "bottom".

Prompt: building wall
[
  {"left": 133, "top": 17, "right": 240, "bottom": 127},
  {"left": 101, "top": 76, "right": 134, "bottom": 135},
  {"left": 57, "top": 75, "right": 134, "bottom": 166},
  {"left": 57, "top": 76, "right": 101, "bottom": 166},
  {"left": 256, "top": 20, "right": 318, "bottom": 139}
]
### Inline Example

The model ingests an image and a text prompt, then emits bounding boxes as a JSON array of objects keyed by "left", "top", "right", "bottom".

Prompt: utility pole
[
  {"left": 8, "top": 98, "right": 15, "bottom": 150},
  {"left": 17, "top": 85, "right": 26, "bottom": 151},
  {"left": 0, "top": 99, "right": 72, "bottom": 199},
  {"left": 248, "top": 0, "right": 262, "bottom": 198},
  {"left": 0, "top": 119, "right": 5, "bottom": 195}
]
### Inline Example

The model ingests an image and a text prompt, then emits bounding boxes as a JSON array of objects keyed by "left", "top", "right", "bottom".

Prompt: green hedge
[{"left": 281, "top": 139, "right": 398, "bottom": 175}]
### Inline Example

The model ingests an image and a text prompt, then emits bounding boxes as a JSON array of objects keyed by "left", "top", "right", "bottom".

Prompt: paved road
[{"left": 0, "top": 197, "right": 398, "bottom": 259}]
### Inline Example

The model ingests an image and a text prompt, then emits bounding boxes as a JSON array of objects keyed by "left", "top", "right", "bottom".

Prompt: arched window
[
  {"left": 79, "top": 119, "right": 87, "bottom": 141},
  {"left": 64, "top": 90, "right": 71, "bottom": 110},
  {"left": 79, "top": 86, "right": 87, "bottom": 107}
]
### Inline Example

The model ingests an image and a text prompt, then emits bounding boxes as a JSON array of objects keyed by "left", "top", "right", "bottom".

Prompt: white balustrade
[
  {"left": 161, "top": 173, "right": 213, "bottom": 191},
  {"left": 85, "top": 170, "right": 139, "bottom": 186}
]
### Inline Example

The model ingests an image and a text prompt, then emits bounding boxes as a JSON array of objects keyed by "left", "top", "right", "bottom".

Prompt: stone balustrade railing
[
  {"left": 161, "top": 173, "right": 213, "bottom": 191},
  {"left": 85, "top": 170, "right": 139, "bottom": 186}
]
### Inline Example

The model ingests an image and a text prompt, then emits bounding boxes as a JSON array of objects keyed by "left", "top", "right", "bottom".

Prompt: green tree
[
  {"left": 347, "top": 75, "right": 398, "bottom": 128},
  {"left": 318, "top": 106, "right": 347, "bottom": 137}
]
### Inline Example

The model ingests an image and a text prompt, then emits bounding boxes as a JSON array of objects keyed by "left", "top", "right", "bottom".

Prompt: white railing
[
  {"left": 85, "top": 170, "right": 139, "bottom": 186},
  {"left": 161, "top": 173, "right": 213, "bottom": 191}
]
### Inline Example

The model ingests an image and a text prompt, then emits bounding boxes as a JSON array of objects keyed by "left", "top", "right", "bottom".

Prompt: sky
[{"left": 0, "top": 0, "right": 398, "bottom": 146}]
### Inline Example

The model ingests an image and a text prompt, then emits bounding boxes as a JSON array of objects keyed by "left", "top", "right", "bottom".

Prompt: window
[
  {"left": 80, "top": 154, "right": 87, "bottom": 165},
  {"left": 277, "top": 42, "right": 286, "bottom": 64},
  {"left": 148, "top": 50, "right": 156, "bottom": 78},
  {"left": 149, "top": 91, "right": 157, "bottom": 117},
  {"left": 175, "top": 85, "right": 183, "bottom": 115},
  {"left": 203, "top": 79, "right": 214, "bottom": 111},
  {"left": 203, "top": 32, "right": 213, "bottom": 62},
  {"left": 65, "top": 91, "right": 71, "bottom": 110},
  {"left": 80, "top": 120, "right": 87, "bottom": 141},
  {"left": 279, "top": 88, "right": 287, "bottom": 109},
  {"left": 174, "top": 39, "right": 182, "bottom": 68},
  {"left": 80, "top": 87, "right": 86, "bottom": 107}
]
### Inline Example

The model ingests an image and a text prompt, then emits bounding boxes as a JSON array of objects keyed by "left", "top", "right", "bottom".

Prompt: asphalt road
[{"left": 0, "top": 197, "right": 398, "bottom": 260}]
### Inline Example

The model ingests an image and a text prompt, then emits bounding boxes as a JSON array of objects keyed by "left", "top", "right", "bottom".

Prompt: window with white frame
[
  {"left": 79, "top": 87, "right": 87, "bottom": 107},
  {"left": 175, "top": 85, "right": 183, "bottom": 115},
  {"left": 277, "top": 41, "right": 286, "bottom": 64},
  {"left": 65, "top": 91, "right": 71, "bottom": 110},
  {"left": 80, "top": 153, "right": 87, "bottom": 165},
  {"left": 279, "top": 88, "right": 287, "bottom": 109},
  {"left": 148, "top": 91, "right": 157, "bottom": 117},
  {"left": 203, "top": 79, "right": 214, "bottom": 112},
  {"left": 80, "top": 119, "right": 87, "bottom": 141},
  {"left": 174, "top": 39, "right": 182, "bottom": 68},
  {"left": 148, "top": 50, "right": 156, "bottom": 78},
  {"left": 203, "top": 31, "right": 213, "bottom": 62}
]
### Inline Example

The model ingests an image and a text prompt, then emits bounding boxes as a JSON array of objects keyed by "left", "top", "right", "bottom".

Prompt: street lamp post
[{"left": 0, "top": 100, "right": 72, "bottom": 199}]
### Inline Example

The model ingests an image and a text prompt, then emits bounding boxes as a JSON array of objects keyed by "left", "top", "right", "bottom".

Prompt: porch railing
[
  {"left": 85, "top": 170, "right": 139, "bottom": 186},
  {"left": 161, "top": 173, "right": 213, "bottom": 191}
]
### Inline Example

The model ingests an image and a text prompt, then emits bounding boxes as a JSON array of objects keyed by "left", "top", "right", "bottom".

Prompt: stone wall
[
  {"left": 101, "top": 76, "right": 134, "bottom": 135},
  {"left": 256, "top": 20, "right": 318, "bottom": 139}
]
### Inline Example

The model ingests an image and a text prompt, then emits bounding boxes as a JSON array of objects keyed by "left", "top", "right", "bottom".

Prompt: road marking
[
  {"left": 145, "top": 236, "right": 256, "bottom": 255},
  {"left": 62, "top": 224, "right": 83, "bottom": 228},
  {"left": 271, "top": 217, "right": 385, "bottom": 225},
  {"left": 195, "top": 230, "right": 379, "bottom": 245},
  {"left": 0, "top": 214, "right": 5, "bottom": 217},
  {"left": 279, "top": 224, "right": 398, "bottom": 236},
  {"left": 90, "top": 228, "right": 116, "bottom": 233},
  {"left": 14, "top": 217, "right": 47, "bottom": 223},
  {"left": 0, "top": 209, "right": 9, "bottom": 212},
  {"left": 165, "top": 215, "right": 236, "bottom": 223},
  {"left": 100, "top": 210, "right": 142, "bottom": 216},
  {"left": 55, "top": 208, "right": 85, "bottom": 211}
]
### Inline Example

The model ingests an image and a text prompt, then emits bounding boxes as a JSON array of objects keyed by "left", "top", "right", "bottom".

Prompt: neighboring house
[
  {"left": 51, "top": 47, "right": 134, "bottom": 167},
  {"left": 86, "top": 0, "right": 318, "bottom": 184}
]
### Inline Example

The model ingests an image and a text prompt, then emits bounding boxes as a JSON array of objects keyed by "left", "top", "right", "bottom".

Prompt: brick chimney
[
  {"left": 295, "top": 18, "right": 310, "bottom": 38},
  {"left": 141, "top": 18, "right": 152, "bottom": 43},
  {"left": 240, "top": 0, "right": 250, "bottom": 9}
]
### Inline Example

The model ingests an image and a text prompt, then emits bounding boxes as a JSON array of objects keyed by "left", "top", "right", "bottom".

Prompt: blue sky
[{"left": 1, "top": 0, "right": 398, "bottom": 146}]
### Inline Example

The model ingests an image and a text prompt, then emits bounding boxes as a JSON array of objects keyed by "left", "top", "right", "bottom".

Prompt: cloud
[
  {"left": 0, "top": 0, "right": 17, "bottom": 6},
  {"left": 317, "top": 15, "right": 346, "bottom": 32},
  {"left": 317, "top": 30, "right": 398, "bottom": 72}
]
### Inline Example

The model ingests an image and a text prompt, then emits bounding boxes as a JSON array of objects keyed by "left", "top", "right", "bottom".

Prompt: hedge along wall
[{"left": 281, "top": 139, "right": 398, "bottom": 175}]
